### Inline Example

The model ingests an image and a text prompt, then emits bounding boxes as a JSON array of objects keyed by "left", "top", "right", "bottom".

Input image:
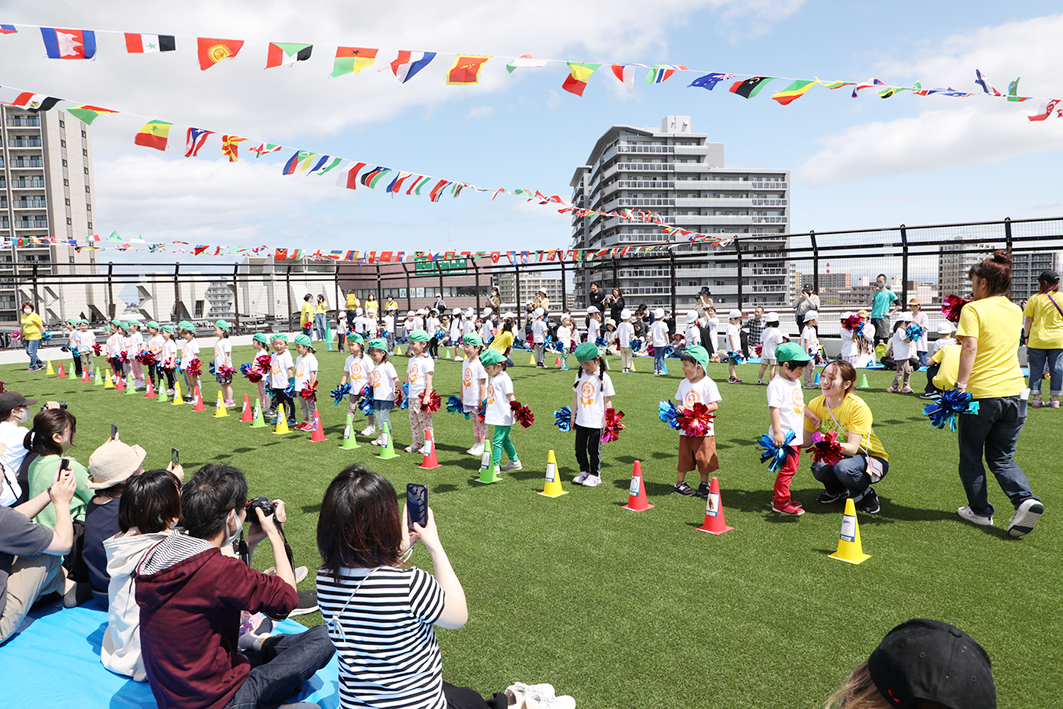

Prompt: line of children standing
[
  {"left": 404, "top": 330, "right": 435, "bottom": 454},
  {"left": 570, "top": 343, "right": 615, "bottom": 488}
]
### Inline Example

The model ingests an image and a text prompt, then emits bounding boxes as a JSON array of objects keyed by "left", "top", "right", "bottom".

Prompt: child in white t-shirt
[
  {"left": 886, "top": 312, "right": 915, "bottom": 394},
  {"left": 404, "top": 329, "right": 436, "bottom": 455},
  {"left": 460, "top": 334, "right": 489, "bottom": 456},
  {"left": 366, "top": 339, "right": 399, "bottom": 447},
  {"left": 178, "top": 322, "right": 201, "bottom": 403},
  {"left": 570, "top": 343, "right": 616, "bottom": 488},
  {"left": 799, "top": 311, "right": 820, "bottom": 388},
  {"left": 160, "top": 326, "right": 178, "bottom": 396},
  {"left": 556, "top": 318, "right": 574, "bottom": 367},
  {"left": 128, "top": 322, "right": 145, "bottom": 389},
  {"left": 650, "top": 308, "right": 670, "bottom": 376},
  {"left": 684, "top": 311, "right": 701, "bottom": 352},
  {"left": 616, "top": 310, "right": 635, "bottom": 373},
  {"left": 756, "top": 312, "right": 784, "bottom": 385},
  {"left": 213, "top": 320, "right": 234, "bottom": 406},
  {"left": 293, "top": 334, "right": 319, "bottom": 431},
  {"left": 932, "top": 322, "right": 956, "bottom": 353},
  {"left": 766, "top": 343, "right": 811, "bottom": 516},
  {"left": 77, "top": 319, "right": 96, "bottom": 379},
  {"left": 726, "top": 309, "right": 744, "bottom": 383},
  {"left": 531, "top": 309, "right": 548, "bottom": 369},
  {"left": 480, "top": 348, "right": 521, "bottom": 473},
  {"left": 673, "top": 346, "right": 722, "bottom": 498},
  {"left": 268, "top": 334, "right": 296, "bottom": 426},
  {"left": 340, "top": 334, "right": 375, "bottom": 435}
]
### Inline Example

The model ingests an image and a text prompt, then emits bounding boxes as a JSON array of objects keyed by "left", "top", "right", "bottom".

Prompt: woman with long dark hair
[{"left": 1023, "top": 269, "right": 1063, "bottom": 408}]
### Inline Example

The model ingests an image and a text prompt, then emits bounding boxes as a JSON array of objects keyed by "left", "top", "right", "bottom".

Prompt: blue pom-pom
[
  {"left": 435, "top": 330, "right": 447, "bottom": 341},
  {"left": 42, "top": 332, "right": 52, "bottom": 341},
  {"left": 658, "top": 400, "right": 680, "bottom": 430},
  {"left": 630, "top": 339, "right": 640, "bottom": 350},
  {"left": 757, "top": 430, "right": 797, "bottom": 472},
  {"left": 359, "top": 396, "right": 374, "bottom": 415},
  {"left": 595, "top": 336, "right": 607, "bottom": 347},
  {"left": 923, "top": 388, "right": 979, "bottom": 431},
  {"left": 284, "top": 377, "right": 295, "bottom": 398},
  {"left": 331, "top": 382, "right": 352, "bottom": 406},
  {"left": 905, "top": 324, "right": 925, "bottom": 341},
  {"left": 399, "top": 383, "right": 409, "bottom": 409},
  {"left": 446, "top": 394, "right": 468, "bottom": 418},
  {"left": 554, "top": 406, "right": 572, "bottom": 432},
  {"left": 209, "top": 360, "right": 217, "bottom": 376},
  {"left": 240, "top": 363, "right": 253, "bottom": 376},
  {"left": 728, "top": 350, "right": 744, "bottom": 364}
]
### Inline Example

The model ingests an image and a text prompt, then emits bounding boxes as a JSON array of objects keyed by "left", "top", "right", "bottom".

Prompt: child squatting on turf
[
  {"left": 460, "top": 334, "right": 489, "bottom": 456},
  {"left": 571, "top": 342, "right": 615, "bottom": 488},
  {"left": 766, "top": 343, "right": 812, "bottom": 516},
  {"left": 339, "top": 334, "right": 375, "bottom": 435},
  {"left": 405, "top": 329, "right": 435, "bottom": 455},
  {"left": 480, "top": 348, "right": 521, "bottom": 472},
  {"left": 367, "top": 338, "right": 400, "bottom": 447},
  {"left": 674, "top": 345, "right": 721, "bottom": 498}
]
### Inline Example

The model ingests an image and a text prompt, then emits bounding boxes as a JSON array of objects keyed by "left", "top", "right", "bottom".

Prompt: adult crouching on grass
[{"left": 954, "top": 251, "right": 1043, "bottom": 537}]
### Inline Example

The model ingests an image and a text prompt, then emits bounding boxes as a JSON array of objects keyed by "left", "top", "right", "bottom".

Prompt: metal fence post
[
  {"left": 560, "top": 260, "right": 567, "bottom": 312},
  {"left": 473, "top": 258, "right": 481, "bottom": 312},
  {"left": 809, "top": 230, "right": 818, "bottom": 293},
  {"left": 1004, "top": 217, "right": 1012, "bottom": 253},
  {"left": 669, "top": 250, "right": 677, "bottom": 315},
  {"left": 285, "top": 265, "right": 292, "bottom": 332},
  {"left": 107, "top": 262, "right": 114, "bottom": 320},
  {"left": 900, "top": 224, "right": 909, "bottom": 305},
  {"left": 402, "top": 262, "right": 411, "bottom": 312},
  {"left": 232, "top": 264, "right": 240, "bottom": 331},
  {"left": 173, "top": 264, "right": 181, "bottom": 321},
  {"left": 513, "top": 263, "right": 521, "bottom": 324},
  {"left": 31, "top": 263, "right": 39, "bottom": 315},
  {"left": 734, "top": 240, "right": 744, "bottom": 308}
]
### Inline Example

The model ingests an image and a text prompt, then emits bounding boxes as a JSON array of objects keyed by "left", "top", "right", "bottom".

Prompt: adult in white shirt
[
  {"left": 908, "top": 298, "right": 930, "bottom": 367},
  {"left": 0, "top": 391, "right": 35, "bottom": 506},
  {"left": 650, "top": 308, "right": 670, "bottom": 376}
]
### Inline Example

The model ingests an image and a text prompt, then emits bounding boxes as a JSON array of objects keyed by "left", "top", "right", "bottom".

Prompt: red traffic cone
[
  {"left": 622, "top": 460, "right": 654, "bottom": 512},
  {"left": 308, "top": 409, "right": 328, "bottom": 442},
  {"left": 144, "top": 379, "right": 157, "bottom": 398},
  {"left": 555, "top": 356, "right": 562, "bottom": 367},
  {"left": 57, "top": 363, "right": 66, "bottom": 378},
  {"left": 418, "top": 428, "right": 441, "bottom": 470},
  {"left": 697, "top": 477, "right": 733, "bottom": 535},
  {"left": 239, "top": 395, "right": 253, "bottom": 422},
  {"left": 191, "top": 387, "right": 206, "bottom": 412},
  {"left": 115, "top": 374, "right": 126, "bottom": 391},
  {"left": 82, "top": 367, "right": 90, "bottom": 383}
]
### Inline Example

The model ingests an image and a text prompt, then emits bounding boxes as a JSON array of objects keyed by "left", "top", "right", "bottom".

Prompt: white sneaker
[
  {"left": 582, "top": 474, "right": 603, "bottom": 487},
  {"left": 370, "top": 437, "right": 382, "bottom": 446},
  {"left": 360, "top": 426, "right": 375, "bottom": 436},
  {"left": 500, "top": 461, "right": 522, "bottom": 471},
  {"left": 957, "top": 506, "right": 994, "bottom": 527},
  {"left": 572, "top": 471, "right": 589, "bottom": 485},
  {"left": 469, "top": 443, "right": 485, "bottom": 456},
  {"left": 1007, "top": 498, "right": 1044, "bottom": 538}
]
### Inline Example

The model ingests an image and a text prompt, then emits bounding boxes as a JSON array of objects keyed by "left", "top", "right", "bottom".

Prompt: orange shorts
[{"left": 678, "top": 435, "right": 719, "bottom": 475}]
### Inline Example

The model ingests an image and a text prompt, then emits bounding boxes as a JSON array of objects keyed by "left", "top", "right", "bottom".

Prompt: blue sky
[{"left": 3, "top": 1, "right": 1063, "bottom": 260}]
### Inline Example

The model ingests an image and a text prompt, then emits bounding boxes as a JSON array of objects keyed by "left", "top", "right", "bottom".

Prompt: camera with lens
[{"left": 246, "top": 496, "right": 275, "bottom": 517}]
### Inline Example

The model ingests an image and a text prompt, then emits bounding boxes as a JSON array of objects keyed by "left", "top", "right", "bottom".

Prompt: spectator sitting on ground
[
  {"left": 0, "top": 461, "right": 77, "bottom": 645},
  {"left": 0, "top": 391, "right": 37, "bottom": 508},
  {"left": 135, "top": 464, "right": 334, "bottom": 709}
]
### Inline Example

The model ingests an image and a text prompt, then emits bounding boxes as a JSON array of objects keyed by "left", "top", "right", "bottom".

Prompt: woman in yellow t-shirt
[
  {"left": 489, "top": 316, "right": 515, "bottom": 366},
  {"left": 314, "top": 294, "right": 328, "bottom": 341},
  {"left": 20, "top": 301, "right": 46, "bottom": 371},
  {"left": 954, "top": 251, "right": 1042, "bottom": 537},
  {"left": 1022, "top": 269, "right": 1063, "bottom": 407},
  {"left": 299, "top": 294, "right": 315, "bottom": 339},
  {"left": 803, "top": 360, "right": 888, "bottom": 514}
]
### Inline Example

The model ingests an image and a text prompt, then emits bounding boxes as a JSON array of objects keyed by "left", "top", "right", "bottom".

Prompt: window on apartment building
[
  {"left": 82, "top": 149, "right": 87, "bottom": 156},
  {"left": 64, "top": 179, "right": 69, "bottom": 186},
  {"left": 81, "top": 130, "right": 87, "bottom": 138},
  {"left": 66, "top": 218, "right": 72, "bottom": 225},
  {"left": 59, "top": 119, "right": 65, "bottom": 127},
  {"left": 61, "top": 139, "right": 66, "bottom": 147},
  {"left": 87, "top": 222, "right": 92, "bottom": 230},
  {"left": 84, "top": 167, "right": 89, "bottom": 175},
  {"left": 85, "top": 185, "right": 90, "bottom": 193},
  {"left": 65, "top": 198, "right": 70, "bottom": 206},
  {"left": 195, "top": 301, "right": 204, "bottom": 318},
  {"left": 62, "top": 159, "right": 67, "bottom": 167}
]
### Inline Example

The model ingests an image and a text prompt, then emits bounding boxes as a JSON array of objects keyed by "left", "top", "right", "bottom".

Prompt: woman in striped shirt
[{"left": 318, "top": 466, "right": 501, "bottom": 709}]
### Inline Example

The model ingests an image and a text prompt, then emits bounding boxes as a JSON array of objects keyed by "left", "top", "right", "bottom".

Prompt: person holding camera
[{"left": 136, "top": 464, "right": 333, "bottom": 709}]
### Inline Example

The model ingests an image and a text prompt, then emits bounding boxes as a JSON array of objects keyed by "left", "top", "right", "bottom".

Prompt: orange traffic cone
[
  {"left": 418, "top": 428, "right": 441, "bottom": 469},
  {"left": 309, "top": 409, "right": 328, "bottom": 442},
  {"left": 191, "top": 387, "right": 206, "bottom": 412},
  {"left": 555, "top": 356, "right": 562, "bottom": 367},
  {"left": 115, "top": 373, "right": 126, "bottom": 391},
  {"left": 57, "top": 363, "right": 66, "bottom": 378},
  {"left": 622, "top": 460, "right": 654, "bottom": 512},
  {"left": 239, "top": 395, "right": 253, "bottom": 422},
  {"left": 81, "top": 367, "right": 90, "bottom": 383},
  {"left": 145, "top": 379, "right": 157, "bottom": 399},
  {"left": 697, "top": 477, "right": 733, "bottom": 535}
]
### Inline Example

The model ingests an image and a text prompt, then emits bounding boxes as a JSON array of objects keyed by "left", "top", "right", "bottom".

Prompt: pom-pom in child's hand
[
  {"left": 300, "top": 381, "right": 319, "bottom": 402},
  {"left": 446, "top": 394, "right": 467, "bottom": 417},
  {"left": 758, "top": 430, "right": 797, "bottom": 472},
  {"left": 422, "top": 390, "right": 442, "bottom": 413},
  {"left": 553, "top": 406, "right": 572, "bottom": 432},
  {"left": 396, "top": 383, "right": 409, "bottom": 409},
  {"left": 675, "top": 402, "right": 715, "bottom": 437},
  {"left": 186, "top": 358, "right": 202, "bottom": 377},
  {"left": 601, "top": 408, "right": 625, "bottom": 443},
  {"left": 92, "top": 343, "right": 102, "bottom": 356},
  {"left": 658, "top": 400, "right": 680, "bottom": 429},
  {"left": 331, "top": 382, "right": 352, "bottom": 405},
  {"left": 511, "top": 400, "right": 534, "bottom": 428},
  {"left": 255, "top": 354, "right": 272, "bottom": 372},
  {"left": 842, "top": 314, "right": 864, "bottom": 332}
]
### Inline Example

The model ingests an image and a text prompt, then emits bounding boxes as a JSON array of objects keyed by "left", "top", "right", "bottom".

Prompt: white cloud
[
  {"left": 468, "top": 105, "right": 494, "bottom": 118},
  {"left": 796, "top": 13, "right": 1063, "bottom": 186}
]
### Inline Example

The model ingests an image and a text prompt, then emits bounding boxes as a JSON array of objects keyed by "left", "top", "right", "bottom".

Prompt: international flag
[
  {"left": 360, "top": 166, "right": 391, "bottom": 188},
  {"left": 645, "top": 64, "right": 687, "bottom": 84},
  {"left": 282, "top": 151, "right": 316, "bottom": 175},
  {"left": 40, "top": 28, "right": 96, "bottom": 59},
  {"left": 818, "top": 79, "right": 853, "bottom": 90},
  {"left": 877, "top": 85, "right": 912, "bottom": 99},
  {"left": 134, "top": 120, "right": 172, "bottom": 151},
  {"left": 688, "top": 72, "right": 734, "bottom": 91},
  {"left": 265, "top": 42, "right": 312, "bottom": 69},
  {"left": 184, "top": 128, "right": 213, "bottom": 157},
  {"left": 429, "top": 179, "right": 451, "bottom": 202},
  {"left": 771, "top": 79, "right": 816, "bottom": 105},
  {"left": 308, "top": 155, "right": 345, "bottom": 176},
  {"left": 506, "top": 55, "right": 548, "bottom": 73},
  {"left": 221, "top": 135, "right": 247, "bottom": 162},
  {"left": 913, "top": 86, "right": 971, "bottom": 98},
  {"left": 974, "top": 69, "right": 1002, "bottom": 96},
  {"left": 250, "top": 142, "right": 283, "bottom": 157},
  {"left": 611, "top": 64, "right": 637, "bottom": 90},
  {"left": 851, "top": 78, "right": 886, "bottom": 98},
  {"left": 124, "top": 33, "right": 176, "bottom": 53},
  {"left": 562, "top": 62, "right": 601, "bottom": 96},
  {"left": 337, "top": 162, "right": 367, "bottom": 189},
  {"left": 331, "top": 47, "right": 377, "bottom": 77},
  {"left": 1006, "top": 78, "right": 1028, "bottom": 102},
  {"left": 66, "top": 105, "right": 117, "bottom": 125},
  {"left": 730, "top": 77, "right": 775, "bottom": 99},
  {"left": 0, "top": 25, "right": 17, "bottom": 34},
  {"left": 447, "top": 55, "right": 490, "bottom": 85},
  {"left": 274, "top": 249, "right": 288, "bottom": 261},
  {"left": 391, "top": 50, "right": 436, "bottom": 83},
  {"left": 1027, "top": 99, "right": 1060, "bottom": 122},
  {"left": 408, "top": 175, "right": 432, "bottom": 196},
  {"left": 197, "top": 37, "right": 245, "bottom": 70},
  {"left": 8, "top": 93, "right": 60, "bottom": 111},
  {"left": 387, "top": 172, "right": 413, "bottom": 193}
]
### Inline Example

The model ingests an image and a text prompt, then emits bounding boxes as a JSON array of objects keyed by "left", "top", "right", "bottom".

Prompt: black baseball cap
[
  {"left": 1038, "top": 270, "right": 1059, "bottom": 284},
  {"left": 0, "top": 391, "right": 38, "bottom": 411},
  {"left": 868, "top": 619, "right": 995, "bottom": 709}
]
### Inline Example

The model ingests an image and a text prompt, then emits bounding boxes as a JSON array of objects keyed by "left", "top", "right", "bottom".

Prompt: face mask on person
[
  {"left": 23, "top": 308, "right": 31, "bottom": 314},
  {"left": 222, "top": 509, "right": 242, "bottom": 547}
]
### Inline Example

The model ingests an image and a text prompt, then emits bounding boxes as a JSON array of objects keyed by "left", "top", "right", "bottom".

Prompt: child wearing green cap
[
  {"left": 480, "top": 349, "right": 521, "bottom": 471},
  {"left": 145, "top": 322, "right": 163, "bottom": 393},
  {"left": 367, "top": 339, "right": 399, "bottom": 446},
  {"left": 571, "top": 343, "right": 615, "bottom": 487},
  {"left": 293, "top": 335, "right": 319, "bottom": 430},
  {"left": 77, "top": 320, "right": 95, "bottom": 378},
  {"left": 340, "top": 335, "right": 375, "bottom": 435},
  {"left": 213, "top": 321, "right": 235, "bottom": 407},
  {"left": 250, "top": 333, "right": 273, "bottom": 416},
  {"left": 64, "top": 319, "right": 83, "bottom": 379},
  {"left": 674, "top": 345, "right": 722, "bottom": 498},
  {"left": 405, "top": 330, "right": 435, "bottom": 454},
  {"left": 107, "top": 321, "right": 125, "bottom": 379},
  {"left": 267, "top": 335, "right": 296, "bottom": 426},
  {"left": 160, "top": 326, "right": 178, "bottom": 395},
  {"left": 178, "top": 323, "right": 201, "bottom": 403},
  {"left": 128, "top": 322, "right": 146, "bottom": 389},
  {"left": 766, "top": 342, "right": 811, "bottom": 516},
  {"left": 460, "top": 334, "right": 488, "bottom": 455}
]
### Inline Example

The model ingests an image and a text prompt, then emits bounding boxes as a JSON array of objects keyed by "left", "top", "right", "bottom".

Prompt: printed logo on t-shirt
[
  {"left": 409, "top": 363, "right": 419, "bottom": 382},
  {"left": 370, "top": 370, "right": 381, "bottom": 385},
  {"left": 791, "top": 388, "right": 805, "bottom": 414},
  {"left": 684, "top": 390, "right": 702, "bottom": 409},
  {"left": 463, "top": 368, "right": 473, "bottom": 389},
  {"left": 581, "top": 381, "right": 596, "bottom": 407},
  {"left": 351, "top": 362, "right": 363, "bottom": 379},
  {"left": 296, "top": 361, "right": 306, "bottom": 377}
]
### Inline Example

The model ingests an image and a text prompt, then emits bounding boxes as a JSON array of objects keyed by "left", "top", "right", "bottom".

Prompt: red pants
[{"left": 773, "top": 445, "right": 801, "bottom": 504}]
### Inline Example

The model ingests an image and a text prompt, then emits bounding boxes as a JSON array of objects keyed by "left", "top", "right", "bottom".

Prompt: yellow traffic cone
[
  {"left": 171, "top": 381, "right": 184, "bottom": 405},
  {"left": 829, "top": 498, "right": 871, "bottom": 565},
  {"left": 529, "top": 352, "right": 536, "bottom": 366},
  {"left": 45, "top": 360, "right": 54, "bottom": 376},
  {"left": 104, "top": 371, "right": 115, "bottom": 389},
  {"left": 274, "top": 404, "right": 291, "bottom": 434},
  {"left": 539, "top": 450, "right": 568, "bottom": 497},
  {"left": 395, "top": 344, "right": 403, "bottom": 355},
  {"left": 214, "top": 391, "right": 229, "bottom": 418}
]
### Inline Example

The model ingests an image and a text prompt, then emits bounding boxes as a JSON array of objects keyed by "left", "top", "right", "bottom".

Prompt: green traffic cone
[
  {"left": 326, "top": 322, "right": 333, "bottom": 351},
  {"left": 156, "top": 383, "right": 169, "bottom": 403},
  {"left": 340, "top": 413, "right": 360, "bottom": 449},
  {"left": 94, "top": 367, "right": 103, "bottom": 386},
  {"left": 377, "top": 422, "right": 398, "bottom": 460},
  {"left": 476, "top": 449, "right": 500, "bottom": 484},
  {"left": 250, "top": 401, "right": 268, "bottom": 428},
  {"left": 126, "top": 374, "right": 137, "bottom": 395},
  {"left": 857, "top": 373, "right": 870, "bottom": 389}
]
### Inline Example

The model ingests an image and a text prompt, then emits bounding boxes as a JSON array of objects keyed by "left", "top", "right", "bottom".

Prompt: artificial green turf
[{"left": 7, "top": 348, "right": 1059, "bottom": 708}]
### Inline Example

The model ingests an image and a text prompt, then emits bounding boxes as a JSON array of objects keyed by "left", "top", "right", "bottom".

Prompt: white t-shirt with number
[
  {"left": 370, "top": 360, "right": 398, "bottom": 401},
  {"left": 295, "top": 352, "right": 318, "bottom": 389},
  {"left": 345, "top": 355, "right": 373, "bottom": 392},
  {"left": 269, "top": 350, "right": 294, "bottom": 388},
  {"left": 407, "top": 353, "right": 435, "bottom": 397},
  {"left": 766, "top": 374, "right": 805, "bottom": 439},
  {"left": 675, "top": 376, "right": 722, "bottom": 437},
  {"left": 574, "top": 371, "right": 616, "bottom": 429},
  {"left": 485, "top": 372, "right": 515, "bottom": 426},
  {"left": 461, "top": 356, "right": 488, "bottom": 407}
]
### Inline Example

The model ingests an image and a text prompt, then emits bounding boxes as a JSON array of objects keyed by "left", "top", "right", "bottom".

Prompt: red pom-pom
[
  {"left": 422, "top": 390, "right": 441, "bottom": 412},
  {"left": 245, "top": 369, "right": 262, "bottom": 383},
  {"left": 135, "top": 351, "right": 157, "bottom": 366},
  {"left": 300, "top": 381, "right": 319, "bottom": 402},
  {"left": 675, "top": 402, "right": 715, "bottom": 437},
  {"left": 808, "top": 430, "right": 844, "bottom": 465},
  {"left": 601, "top": 408, "right": 625, "bottom": 443},
  {"left": 256, "top": 354, "right": 273, "bottom": 372},
  {"left": 186, "top": 358, "right": 203, "bottom": 378},
  {"left": 842, "top": 314, "right": 864, "bottom": 332},
  {"left": 510, "top": 400, "right": 534, "bottom": 428},
  {"left": 942, "top": 294, "right": 970, "bottom": 323},
  {"left": 92, "top": 343, "right": 102, "bottom": 356}
]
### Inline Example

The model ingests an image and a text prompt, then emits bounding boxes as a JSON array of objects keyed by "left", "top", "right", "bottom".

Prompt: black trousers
[
  {"left": 925, "top": 362, "right": 941, "bottom": 395},
  {"left": 574, "top": 424, "right": 603, "bottom": 476},
  {"left": 270, "top": 387, "right": 296, "bottom": 422}
]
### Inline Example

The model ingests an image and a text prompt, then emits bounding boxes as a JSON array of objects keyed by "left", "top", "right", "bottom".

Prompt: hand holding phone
[
  {"left": 110, "top": 424, "right": 118, "bottom": 441},
  {"left": 407, "top": 483, "right": 428, "bottom": 530},
  {"left": 171, "top": 448, "right": 180, "bottom": 467}
]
